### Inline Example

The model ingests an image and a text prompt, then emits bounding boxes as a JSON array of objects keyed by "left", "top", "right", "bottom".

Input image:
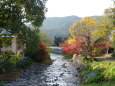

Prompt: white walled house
[
  {"left": 1, "top": 36, "right": 25, "bottom": 53},
  {"left": 0, "top": 29, "right": 25, "bottom": 53}
]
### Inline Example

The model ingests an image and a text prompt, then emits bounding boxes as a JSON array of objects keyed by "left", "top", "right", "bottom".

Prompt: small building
[{"left": 0, "top": 29, "right": 25, "bottom": 53}]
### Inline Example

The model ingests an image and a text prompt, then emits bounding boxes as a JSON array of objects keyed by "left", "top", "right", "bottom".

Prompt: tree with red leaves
[
  {"left": 60, "top": 37, "right": 109, "bottom": 60},
  {"left": 60, "top": 37, "right": 85, "bottom": 55},
  {"left": 60, "top": 17, "right": 111, "bottom": 60},
  {"left": 33, "top": 42, "right": 49, "bottom": 62}
]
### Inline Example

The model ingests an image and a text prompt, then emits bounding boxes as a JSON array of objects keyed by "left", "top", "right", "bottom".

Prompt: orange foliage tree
[{"left": 60, "top": 17, "right": 109, "bottom": 60}]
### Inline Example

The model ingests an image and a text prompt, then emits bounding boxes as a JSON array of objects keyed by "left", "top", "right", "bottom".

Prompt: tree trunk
[{"left": 0, "top": 48, "right": 1, "bottom": 53}]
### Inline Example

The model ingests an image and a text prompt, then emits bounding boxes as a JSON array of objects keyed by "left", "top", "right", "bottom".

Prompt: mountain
[
  {"left": 41, "top": 16, "right": 100, "bottom": 41},
  {"left": 41, "top": 16, "right": 81, "bottom": 41}
]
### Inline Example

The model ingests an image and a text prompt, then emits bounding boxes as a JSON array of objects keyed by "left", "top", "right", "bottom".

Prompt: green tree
[
  {"left": 104, "top": 5, "right": 115, "bottom": 53},
  {"left": 54, "top": 36, "right": 65, "bottom": 46},
  {"left": 39, "top": 31, "right": 51, "bottom": 46},
  {"left": 104, "top": 8, "right": 115, "bottom": 26},
  {"left": 24, "top": 29, "right": 40, "bottom": 58},
  {"left": 0, "top": 36, "right": 12, "bottom": 52},
  {"left": 112, "top": 32, "right": 115, "bottom": 52},
  {"left": 0, "top": 0, "right": 47, "bottom": 55},
  {"left": 0, "top": 0, "right": 47, "bottom": 33}
]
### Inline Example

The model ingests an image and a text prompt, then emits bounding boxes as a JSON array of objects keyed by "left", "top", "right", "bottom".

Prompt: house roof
[
  {"left": 0, "top": 28, "right": 9, "bottom": 34},
  {"left": 1, "top": 28, "right": 7, "bottom": 34},
  {"left": 0, "top": 28, "right": 17, "bottom": 37}
]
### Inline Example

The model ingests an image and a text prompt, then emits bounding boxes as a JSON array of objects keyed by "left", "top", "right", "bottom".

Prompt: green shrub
[
  {"left": 92, "top": 47, "right": 102, "bottom": 57},
  {"left": 16, "top": 58, "right": 33, "bottom": 69},
  {"left": 0, "top": 51, "right": 22, "bottom": 73},
  {"left": 63, "top": 53, "right": 73, "bottom": 59},
  {"left": 47, "top": 48, "right": 53, "bottom": 53},
  {"left": 112, "top": 53, "right": 115, "bottom": 58},
  {"left": 31, "top": 42, "right": 49, "bottom": 62},
  {"left": 85, "top": 69, "right": 104, "bottom": 83},
  {"left": 25, "top": 42, "right": 49, "bottom": 62}
]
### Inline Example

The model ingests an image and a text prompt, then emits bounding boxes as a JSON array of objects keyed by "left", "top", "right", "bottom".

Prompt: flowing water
[{"left": 5, "top": 48, "right": 80, "bottom": 86}]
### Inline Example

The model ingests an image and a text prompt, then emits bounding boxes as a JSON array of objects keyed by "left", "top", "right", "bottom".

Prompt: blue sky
[{"left": 45, "top": 0, "right": 113, "bottom": 17}]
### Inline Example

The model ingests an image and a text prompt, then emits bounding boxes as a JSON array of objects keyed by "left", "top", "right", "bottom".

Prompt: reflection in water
[
  {"left": 49, "top": 46, "right": 62, "bottom": 50},
  {"left": 5, "top": 53, "right": 80, "bottom": 86}
]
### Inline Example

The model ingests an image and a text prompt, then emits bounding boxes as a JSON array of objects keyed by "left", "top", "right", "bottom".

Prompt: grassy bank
[
  {"left": 81, "top": 82, "right": 115, "bottom": 86},
  {"left": 80, "top": 60, "right": 115, "bottom": 86}
]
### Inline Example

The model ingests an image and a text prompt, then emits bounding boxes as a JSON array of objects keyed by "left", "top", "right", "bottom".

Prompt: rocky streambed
[{"left": 5, "top": 53, "right": 80, "bottom": 86}]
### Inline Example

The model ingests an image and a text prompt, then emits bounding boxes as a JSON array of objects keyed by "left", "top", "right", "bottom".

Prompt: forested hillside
[
  {"left": 42, "top": 16, "right": 81, "bottom": 40},
  {"left": 42, "top": 16, "right": 100, "bottom": 41}
]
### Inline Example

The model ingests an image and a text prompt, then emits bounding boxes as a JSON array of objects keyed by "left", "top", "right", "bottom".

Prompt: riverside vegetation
[
  {"left": 0, "top": 0, "right": 52, "bottom": 85},
  {"left": 0, "top": 0, "right": 115, "bottom": 86},
  {"left": 60, "top": 5, "right": 115, "bottom": 86}
]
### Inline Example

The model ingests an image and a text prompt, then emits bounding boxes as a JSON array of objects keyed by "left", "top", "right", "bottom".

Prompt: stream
[{"left": 5, "top": 47, "right": 80, "bottom": 86}]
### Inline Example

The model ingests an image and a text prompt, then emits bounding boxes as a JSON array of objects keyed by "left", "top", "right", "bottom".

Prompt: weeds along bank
[
  {"left": 62, "top": 53, "right": 115, "bottom": 86},
  {"left": 0, "top": 51, "right": 34, "bottom": 85},
  {"left": 80, "top": 60, "right": 115, "bottom": 86}
]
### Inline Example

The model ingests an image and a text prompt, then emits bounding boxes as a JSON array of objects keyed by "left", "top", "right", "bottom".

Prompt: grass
[
  {"left": 80, "top": 59, "right": 115, "bottom": 86},
  {"left": 81, "top": 82, "right": 115, "bottom": 86},
  {"left": 0, "top": 70, "right": 21, "bottom": 81},
  {"left": 63, "top": 53, "right": 73, "bottom": 59},
  {"left": 96, "top": 54, "right": 115, "bottom": 62}
]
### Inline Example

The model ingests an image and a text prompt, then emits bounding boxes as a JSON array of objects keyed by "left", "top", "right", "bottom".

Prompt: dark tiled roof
[{"left": 0, "top": 28, "right": 16, "bottom": 37}]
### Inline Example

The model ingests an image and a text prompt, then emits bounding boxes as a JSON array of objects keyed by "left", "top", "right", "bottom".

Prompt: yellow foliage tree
[
  {"left": 69, "top": 17, "right": 99, "bottom": 43},
  {"left": 93, "top": 16, "right": 113, "bottom": 40},
  {"left": 69, "top": 17, "right": 100, "bottom": 59},
  {"left": 69, "top": 16, "right": 114, "bottom": 58}
]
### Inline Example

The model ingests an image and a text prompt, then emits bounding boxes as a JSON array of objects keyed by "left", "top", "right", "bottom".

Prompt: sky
[{"left": 45, "top": 0, "right": 114, "bottom": 17}]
